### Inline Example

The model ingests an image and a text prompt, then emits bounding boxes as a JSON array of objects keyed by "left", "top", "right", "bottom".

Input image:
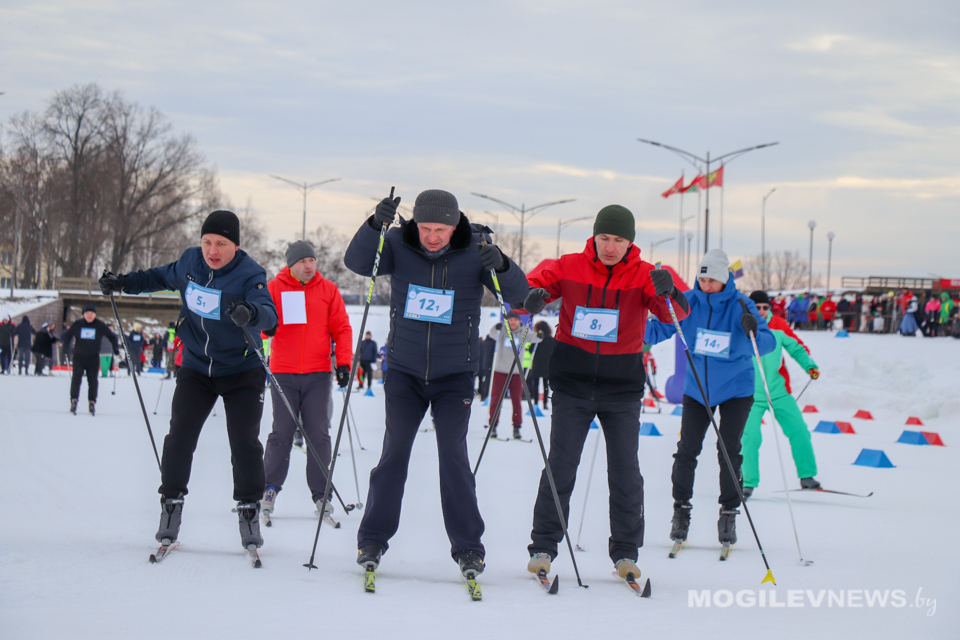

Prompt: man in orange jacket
[{"left": 260, "top": 241, "right": 354, "bottom": 523}]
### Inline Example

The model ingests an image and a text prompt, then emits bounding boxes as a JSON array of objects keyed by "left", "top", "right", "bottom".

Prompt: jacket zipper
[
  {"left": 704, "top": 295, "right": 714, "bottom": 406},
  {"left": 424, "top": 261, "right": 435, "bottom": 384},
  {"left": 202, "top": 270, "right": 214, "bottom": 376},
  {"left": 591, "top": 267, "right": 614, "bottom": 400}
]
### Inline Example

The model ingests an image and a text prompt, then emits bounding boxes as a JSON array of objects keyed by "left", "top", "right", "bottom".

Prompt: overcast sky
[{"left": 3, "top": 1, "right": 958, "bottom": 284}]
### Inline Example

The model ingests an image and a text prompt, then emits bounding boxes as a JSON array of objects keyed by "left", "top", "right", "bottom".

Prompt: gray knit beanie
[
  {"left": 413, "top": 189, "right": 461, "bottom": 226},
  {"left": 698, "top": 249, "right": 730, "bottom": 282},
  {"left": 285, "top": 240, "right": 317, "bottom": 268}
]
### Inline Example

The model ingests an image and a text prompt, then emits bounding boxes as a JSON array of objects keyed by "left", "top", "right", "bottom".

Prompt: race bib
[
  {"left": 185, "top": 281, "right": 222, "bottom": 320},
  {"left": 694, "top": 328, "right": 732, "bottom": 359},
  {"left": 571, "top": 306, "right": 619, "bottom": 342},
  {"left": 404, "top": 284, "right": 454, "bottom": 324},
  {"left": 132, "top": 334, "right": 141, "bottom": 342},
  {"left": 80, "top": 328, "right": 96, "bottom": 340},
  {"left": 281, "top": 290, "right": 307, "bottom": 325}
]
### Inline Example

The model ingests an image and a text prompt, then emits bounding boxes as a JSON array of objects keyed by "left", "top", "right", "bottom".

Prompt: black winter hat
[
  {"left": 285, "top": 240, "right": 317, "bottom": 268},
  {"left": 201, "top": 210, "right": 240, "bottom": 246},
  {"left": 593, "top": 205, "right": 636, "bottom": 243},
  {"left": 749, "top": 290, "right": 771, "bottom": 305},
  {"left": 82, "top": 305, "right": 96, "bottom": 313},
  {"left": 505, "top": 310, "right": 521, "bottom": 320},
  {"left": 413, "top": 189, "right": 461, "bottom": 226}
]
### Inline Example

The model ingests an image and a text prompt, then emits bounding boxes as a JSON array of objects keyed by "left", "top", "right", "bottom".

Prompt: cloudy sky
[{"left": 3, "top": 1, "right": 958, "bottom": 284}]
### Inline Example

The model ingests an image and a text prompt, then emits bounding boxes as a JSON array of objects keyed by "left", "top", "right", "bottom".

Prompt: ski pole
[
  {"left": 111, "top": 358, "right": 118, "bottom": 394},
  {"left": 574, "top": 426, "right": 602, "bottom": 552},
  {"left": 655, "top": 262, "right": 776, "bottom": 585},
  {"left": 344, "top": 398, "right": 363, "bottom": 508},
  {"left": 345, "top": 391, "right": 365, "bottom": 449},
  {"left": 153, "top": 376, "right": 165, "bottom": 415},
  {"left": 472, "top": 322, "right": 530, "bottom": 476},
  {"left": 304, "top": 186, "right": 394, "bottom": 571},
  {"left": 740, "top": 299, "right": 811, "bottom": 566},
  {"left": 108, "top": 290, "right": 161, "bottom": 472},
  {"left": 793, "top": 377, "right": 813, "bottom": 403},
  {"left": 241, "top": 325, "right": 355, "bottom": 514},
  {"left": 488, "top": 257, "right": 587, "bottom": 588}
]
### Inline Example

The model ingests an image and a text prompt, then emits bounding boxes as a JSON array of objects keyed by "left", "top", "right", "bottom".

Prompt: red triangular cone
[
  {"left": 643, "top": 398, "right": 657, "bottom": 408},
  {"left": 802, "top": 405, "right": 818, "bottom": 413},
  {"left": 921, "top": 431, "right": 945, "bottom": 446},
  {"left": 906, "top": 416, "right": 923, "bottom": 425},
  {"left": 854, "top": 409, "right": 874, "bottom": 420},
  {"left": 836, "top": 421, "right": 856, "bottom": 434}
]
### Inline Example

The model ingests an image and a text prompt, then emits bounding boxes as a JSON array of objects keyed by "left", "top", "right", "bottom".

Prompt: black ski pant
[
  {"left": 671, "top": 394, "right": 754, "bottom": 510},
  {"left": 263, "top": 372, "right": 333, "bottom": 503},
  {"left": 358, "top": 360, "right": 375, "bottom": 387},
  {"left": 528, "top": 374, "right": 549, "bottom": 407},
  {"left": 358, "top": 370, "right": 484, "bottom": 560},
  {"left": 160, "top": 366, "right": 266, "bottom": 503},
  {"left": 70, "top": 354, "right": 100, "bottom": 402},
  {"left": 529, "top": 391, "right": 644, "bottom": 563}
]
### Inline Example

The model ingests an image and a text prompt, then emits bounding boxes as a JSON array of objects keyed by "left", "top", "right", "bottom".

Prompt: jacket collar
[
  {"left": 276, "top": 265, "right": 324, "bottom": 288},
  {"left": 692, "top": 272, "right": 738, "bottom": 304},
  {"left": 401, "top": 213, "right": 473, "bottom": 254},
  {"left": 582, "top": 238, "right": 640, "bottom": 273}
]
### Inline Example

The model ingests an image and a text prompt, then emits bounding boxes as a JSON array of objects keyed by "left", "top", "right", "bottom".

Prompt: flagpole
[
  {"left": 696, "top": 189, "right": 702, "bottom": 262},
  {"left": 720, "top": 163, "right": 725, "bottom": 250},
  {"left": 678, "top": 171, "right": 684, "bottom": 272}
]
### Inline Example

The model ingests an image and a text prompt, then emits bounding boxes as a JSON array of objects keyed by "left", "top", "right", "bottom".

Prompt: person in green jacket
[
  {"left": 741, "top": 291, "right": 821, "bottom": 499},
  {"left": 940, "top": 293, "right": 954, "bottom": 336}
]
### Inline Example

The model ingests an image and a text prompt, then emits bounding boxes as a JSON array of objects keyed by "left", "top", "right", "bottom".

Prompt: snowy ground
[{"left": 1, "top": 308, "right": 957, "bottom": 639}]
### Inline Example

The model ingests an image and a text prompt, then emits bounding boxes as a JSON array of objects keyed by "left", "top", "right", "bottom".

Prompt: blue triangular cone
[
  {"left": 483, "top": 397, "right": 489, "bottom": 406},
  {"left": 836, "top": 330, "right": 850, "bottom": 338},
  {"left": 896, "top": 430, "right": 929, "bottom": 445},
  {"left": 671, "top": 406, "right": 683, "bottom": 416},
  {"left": 590, "top": 420, "right": 600, "bottom": 430},
  {"left": 364, "top": 387, "right": 374, "bottom": 397},
  {"left": 813, "top": 420, "right": 841, "bottom": 434},
  {"left": 853, "top": 448, "right": 895, "bottom": 468},
  {"left": 379, "top": 378, "right": 385, "bottom": 385},
  {"left": 639, "top": 422, "right": 661, "bottom": 436},
  {"left": 527, "top": 405, "right": 544, "bottom": 417}
]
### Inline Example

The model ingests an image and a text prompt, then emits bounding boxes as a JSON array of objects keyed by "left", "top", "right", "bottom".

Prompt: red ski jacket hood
[{"left": 263, "top": 266, "right": 353, "bottom": 374}]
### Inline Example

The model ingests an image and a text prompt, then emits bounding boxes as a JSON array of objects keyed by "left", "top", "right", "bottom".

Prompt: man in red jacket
[
  {"left": 519, "top": 204, "right": 689, "bottom": 583},
  {"left": 260, "top": 241, "right": 354, "bottom": 523}
]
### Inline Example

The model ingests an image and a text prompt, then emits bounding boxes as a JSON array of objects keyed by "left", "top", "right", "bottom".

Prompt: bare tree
[
  {"left": 495, "top": 230, "right": 542, "bottom": 274},
  {"left": 741, "top": 250, "right": 823, "bottom": 292}
]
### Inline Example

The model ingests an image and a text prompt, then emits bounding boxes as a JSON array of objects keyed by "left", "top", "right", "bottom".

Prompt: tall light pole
[
  {"left": 270, "top": 175, "right": 341, "bottom": 241},
  {"left": 761, "top": 188, "right": 776, "bottom": 290},
  {"left": 826, "top": 231, "right": 835, "bottom": 296},
  {"left": 637, "top": 138, "right": 779, "bottom": 255},
  {"left": 650, "top": 237, "right": 674, "bottom": 264},
  {"left": 556, "top": 216, "right": 591, "bottom": 258},
  {"left": 680, "top": 215, "right": 694, "bottom": 276},
  {"left": 685, "top": 232, "right": 694, "bottom": 284},
  {"left": 807, "top": 220, "right": 817, "bottom": 294},
  {"left": 470, "top": 193, "right": 575, "bottom": 269}
]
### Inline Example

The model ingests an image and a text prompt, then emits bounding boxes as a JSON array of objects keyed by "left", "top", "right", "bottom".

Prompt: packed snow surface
[{"left": 2, "top": 306, "right": 956, "bottom": 638}]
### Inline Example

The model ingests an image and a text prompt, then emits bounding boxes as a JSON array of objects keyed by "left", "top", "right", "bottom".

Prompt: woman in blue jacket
[{"left": 645, "top": 250, "right": 775, "bottom": 547}]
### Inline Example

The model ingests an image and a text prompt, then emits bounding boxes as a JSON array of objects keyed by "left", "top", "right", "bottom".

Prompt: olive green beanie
[{"left": 593, "top": 205, "right": 636, "bottom": 243}]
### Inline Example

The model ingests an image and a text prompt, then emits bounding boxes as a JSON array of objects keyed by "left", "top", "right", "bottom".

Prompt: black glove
[
  {"left": 263, "top": 324, "right": 278, "bottom": 338},
  {"left": 226, "top": 301, "right": 257, "bottom": 327},
  {"left": 741, "top": 311, "right": 758, "bottom": 336},
  {"left": 478, "top": 243, "right": 506, "bottom": 272},
  {"left": 335, "top": 364, "right": 350, "bottom": 388},
  {"left": 650, "top": 269, "right": 674, "bottom": 297},
  {"left": 523, "top": 288, "right": 550, "bottom": 315},
  {"left": 374, "top": 195, "right": 401, "bottom": 227},
  {"left": 99, "top": 272, "right": 125, "bottom": 295}
]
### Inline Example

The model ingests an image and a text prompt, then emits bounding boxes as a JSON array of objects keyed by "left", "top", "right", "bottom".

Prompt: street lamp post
[
  {"left": 685, "top": 232, "right": 694, "bottom": 284},
  {"left": 807, "top": 220, "right": 817, "bottom": 294},
  {"left": 470, "top": 193, "right": 575, "bottom": 269},
  {"left": 556, "top": 217, "right": 591, "bottom": 258},
  {"left": 679, "top": 215, "right": 694, "bottom": 279},
  {"left": 650, "top": 237, "right": 674, "bottom": 264},
  {"left": 826, "top": 232, "right": 835, "bottom": 296},
  {"left": 637, "top": 138, "right": 779, "bottom": 255},
  {"left": 761, "top": 188, "right": 776, "bottom": 290},
  {"left": 269, "top": 175, "right": 341, "bottom": 240}
]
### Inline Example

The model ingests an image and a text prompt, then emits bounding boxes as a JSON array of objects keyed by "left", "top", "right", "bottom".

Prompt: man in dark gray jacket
[{"left": 345, "top": 189, "right": 528, "bottom": 579}]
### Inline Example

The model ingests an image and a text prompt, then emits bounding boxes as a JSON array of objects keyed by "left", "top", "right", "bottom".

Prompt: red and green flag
[
  {"left": 682, "top": 174, "right": 706, "bottom": 193},
  {"left": 707, "top": 166, "right": 724, "bottom": 188},
  {"left": 661, "top": 176, "right": 685, "bottom": 199}
]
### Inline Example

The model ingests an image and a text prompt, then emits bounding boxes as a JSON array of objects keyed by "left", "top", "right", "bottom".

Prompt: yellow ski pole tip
[{"left": 761, "top": 570, "right": 776, "bottom": 585}]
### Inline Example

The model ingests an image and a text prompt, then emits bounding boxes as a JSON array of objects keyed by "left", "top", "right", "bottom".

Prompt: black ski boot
[
  {"left": 718, "top": 508, "right": 740, "bottom": 544},
  {"left": 513, "top": 426, "right": 522, "bottom": 440},
  {"left": 489, "top": 425, "right": 497, "bottom": 439},
  {"left": 457, "top": 550, "right": 485, "bottom": 578},
  {"left": 742, "top": 486, "right": 754, "bottom": 501},
  {"left": 670, "top": 502, "right": 692, "bottom": 542},
  {"left": 357, "top": 544, "right": 384, "bottom": 570},
  {"left": 800, "top": 477, "right": 821, "bottom": 490},
  {"left": 237, "top": 502, "right": 263, "bottom": 549},
  {"left": 88, "top": 401, "right": 96, "bottom": 416},
  {"left": 70, "top": 398, "right": 78, "bottom": 415},
  {"left": 156, "top": 496, "right": 184, "bottom": 544}
]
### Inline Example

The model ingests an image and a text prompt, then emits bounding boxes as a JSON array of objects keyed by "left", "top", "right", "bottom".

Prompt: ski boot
[
  {"left": 527, "top": 552, "right": 551, "bottom": 574},
  {"left": 513, "top": 425, "right": 522, "bottom": 440},
  {"left": 156, "top": 496, "right": 184, "bottom": 544},
  {"left": 800, "top": 477, "right": 822, "bottom": 490},
  {"left": 237, "top": 502, "right": 263, "bottom": 549},
  {"left": 489, "top": 425, "right": 497, "bottom": 439},
  {"left": 457, "top": 550, "right": 485, "bottom": 578},
  {"left": 70, "top": 398, "right": 78, "bottom": 415},
  {"left": 718, "top": 508, "right": 740, "bottom": 545},
  {"left": 615, "top": 558, "right": 641, "bottom": 580},
  {"left": 357, "top": 544, "right": 384, "bottom": 571},
  {"left": 88, "top": 401, "right": 96, "bottom": 416},
  {"left": 260, "top": 486, "right": 277, "bottom": 515},
  {"left": 315, "top": 499, "right": 334, "bottom": 516},
  {"left": 670, "top": 501, "right": 692, "bottom": 542},
  {"left": 293, "top": 430, "right": 304, "bottom": 450},
  {"left": 742, "top": 486, "right": 754, "bottom": 501}
]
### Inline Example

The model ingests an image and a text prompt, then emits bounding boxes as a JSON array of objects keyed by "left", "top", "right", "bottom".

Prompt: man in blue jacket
[
  {"left": 345, "top": 189, "right": 527, "bottom": 580},
  {"left": 99, "top": 210, "right": 278, "bottom": 553},
  {"left": 645, "top": 249, "right": 775, "bottom": 547}
]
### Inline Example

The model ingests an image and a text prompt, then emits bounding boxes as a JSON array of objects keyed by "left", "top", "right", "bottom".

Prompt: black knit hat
[
  {"left": 82, "top": 304, "right": 96, "bottom": 313},
  {"left": 749, "top": 290, "right": 771, "bottom": 305},
  {"left": 201, "top": 210, "right": 240, "bottom": 246},
  {"left": 593, "top": 205, "right": 636, "bottom": 243},
  {"left": 285, "top": 240, "right": 317, "bottom": 268},
  {"left": 413, "top": 189, "right": 461, "bottom": 226}
]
